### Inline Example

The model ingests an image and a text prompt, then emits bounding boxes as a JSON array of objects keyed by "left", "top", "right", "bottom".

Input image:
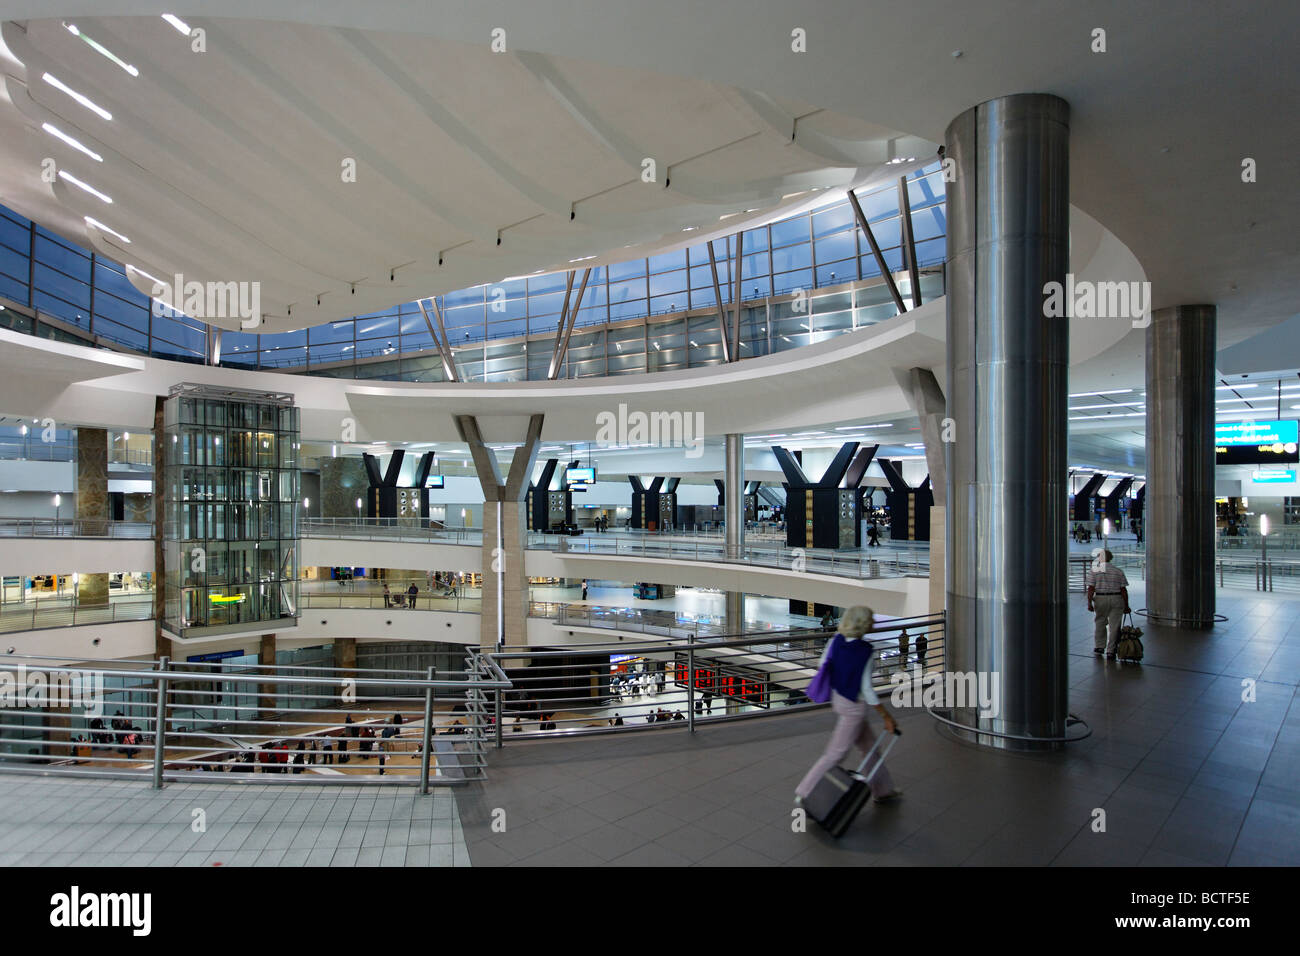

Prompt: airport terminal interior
[{"left": 0, "top": 1, "right": 1296, "bottom": 877}]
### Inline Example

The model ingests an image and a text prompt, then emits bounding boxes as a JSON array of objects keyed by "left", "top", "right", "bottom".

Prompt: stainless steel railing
[
  {"left": 0, "top": 598, "right": 154, "bottom": 634},
  {"left": 481, "top": 613, "right": 946, "bottom": 744},
  {"left": 302, "top": 517, "right": 482, "bottom": 545},
  {"left": 527, "top": 531, "right": 930, "bottom": 579},
  {"left": 0, "top": 516, "right": 155, "bottom": 538},
  {"left": 0, "top": 654, "right": 511, "bottom": 788}
]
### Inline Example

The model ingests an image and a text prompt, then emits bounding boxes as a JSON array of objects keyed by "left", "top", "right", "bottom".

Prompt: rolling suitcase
[{"left": 804, "top": 728, "right": 901, "bottom": 837}]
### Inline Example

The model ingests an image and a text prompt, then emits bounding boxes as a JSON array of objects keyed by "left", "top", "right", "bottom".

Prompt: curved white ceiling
[{"left": 0, "top": 15, "right": 933, "bottom": 332}]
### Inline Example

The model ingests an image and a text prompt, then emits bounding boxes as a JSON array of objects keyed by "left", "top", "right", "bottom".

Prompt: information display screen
[
  {"left": 426, "top": 475, "right": 445, "bottom": 488},
  {"left": 567, "top": 467, "right": 596, "bottom": 486},
  {"left": 1215, "top": 420, "right": 1299, "bottom": 465},
  {"left": 672, "top": 652, "right": 769, "bottom": 707}
]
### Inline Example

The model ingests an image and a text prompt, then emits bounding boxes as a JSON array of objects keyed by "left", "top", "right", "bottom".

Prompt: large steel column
[
  {"left": 1145, "top": 305, "right": 1217, "bottom": 627},
  {"left": 945, "top": 93, "right": 1070, "bottom": 750},
  {"left": 724, "top": 433, "right": 744, "bottom": 559}
]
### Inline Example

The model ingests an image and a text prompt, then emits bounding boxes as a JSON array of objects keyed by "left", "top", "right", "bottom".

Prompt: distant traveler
[
  {"left": 795, "top": 605, "right": 901, "bottom": 806},
  {"left": 915, "top": 633, "right": 928, "bottom": 670},
  {"left": 408, "top": 582, "right": 419, "bottom": 610},
  {"left": 581, "top": 579, "right": 589, "bottom": 600},
  {"left": 867, "top": 522, "right": 880, "bottom": 547},
  {"left": 382, "top": 583, "right": 392, "bottom": 608},
  {"left": 1085, "top": 549, "right": 1130, "bottom": 660},
  {"left": 820, "top": 609, "right": 835, "bottom": 631},
  {"left": 897, "top": 629, "right": 910, "bottom": 670}
]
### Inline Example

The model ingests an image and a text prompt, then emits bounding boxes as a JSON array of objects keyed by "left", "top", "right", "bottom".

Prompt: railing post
[
  {"left": 418, "top": 665, "right": 436, "bottom": 794},
  {"left": 152, "top": 655, "right": 169, "bottom": 789},
  {"left": 494, "top": 677, "right": 503, "bottom": 750},
  {"left": 687, "top": 632, "right": 696, "bottom": 734}
]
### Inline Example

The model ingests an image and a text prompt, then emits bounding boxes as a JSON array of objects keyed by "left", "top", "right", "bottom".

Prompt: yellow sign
[{"left": 208, "top": 594, "right": 246, "bottom": 605}]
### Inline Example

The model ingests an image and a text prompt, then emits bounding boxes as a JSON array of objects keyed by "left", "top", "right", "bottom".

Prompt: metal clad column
[
  {"left": 946, "top": 94, "right": 1071, "bottom": 750},
  {"left": 1145, "top": 305, "right": 1217, "bottom": 627},
  {"left": 725, "top": 433, "right": 744, "bottom": 559}
]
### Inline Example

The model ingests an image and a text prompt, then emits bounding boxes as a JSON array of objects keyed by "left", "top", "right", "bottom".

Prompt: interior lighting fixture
[
  {"left": 161, "top": 14, "right": 192, "bottom": 34},
  {"left": 57, "top": 170, "right": 112, "bottom": 203},
  {"left": 84, "top": 216, "right": 130, "bottom": 243},
  {"left": 42, "top": 73, "right": 112, "bottom": 120},
  {"left": 42, "top": 123, "right": 102, "bottom": 162},
  {"left": 63, "top": 23, "right": 139, "bottom": 76}
]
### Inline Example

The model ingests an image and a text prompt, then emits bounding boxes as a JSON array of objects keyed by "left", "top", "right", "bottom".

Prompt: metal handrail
[
  {"left": 0, "top": 657, "right": 512, "bottom": 788},
  {"left": 0, "top": 516, "right": 155, "bottom": 538},
  {"left": 0, "top": 598, "right": 154, "bottom": 634},
  {"left": 479, "top": 614, "right": 947, "bottom": 744}
]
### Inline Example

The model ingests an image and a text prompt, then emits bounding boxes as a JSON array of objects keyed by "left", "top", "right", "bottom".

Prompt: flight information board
[{"left": 1215, "top": 420, "right": 1299, "bottom": 465}]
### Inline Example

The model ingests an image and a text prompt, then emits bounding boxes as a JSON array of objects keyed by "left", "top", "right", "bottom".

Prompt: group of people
[
  {"left": 643, "top": 708, "right": 686, "bottom": 723},
  {"left": 611, "top": 671, "right": 665, "bottom": 700},
  {"left": 381, "top": 582, "right": 422, "bottom": 609},
  {"left": 85, "top": 712, "right": 150, "bottom": 757}
]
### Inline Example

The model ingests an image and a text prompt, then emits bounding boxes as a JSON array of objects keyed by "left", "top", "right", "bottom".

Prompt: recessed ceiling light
[
  {"left": 84, "top": 216, "right": 130, "bottom": 243},
  {"left": 42, "top": 122, "right": 102, "bottom": 162},
  {"left": 63, "top": 23, "right": 139, "bottom": 76},
  {"left": 42, "top": 73, "right": 112, "bottom": 120},
  {"left": 57, "top": 170, "right": 112, "bottom": 203},
  {"left": 161, "top": 14, "right": 192, "bottom": 34}
]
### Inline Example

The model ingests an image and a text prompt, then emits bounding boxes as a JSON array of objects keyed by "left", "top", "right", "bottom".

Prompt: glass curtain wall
[{"left": 0, "top": 163, "right": 947, "bottom": 380}]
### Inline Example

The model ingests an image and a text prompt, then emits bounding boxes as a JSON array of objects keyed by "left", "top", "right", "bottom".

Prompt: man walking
[
  {"left": 408, "top": 582, "right": 418, "bottom": 610},
  {"left": 1085, "top": 549, "right": 1130, "bottom": 660}
]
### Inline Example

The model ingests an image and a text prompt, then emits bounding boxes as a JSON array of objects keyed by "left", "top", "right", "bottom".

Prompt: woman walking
[{"left": 795, "top": 605, "right": 902, "bottom": 805}]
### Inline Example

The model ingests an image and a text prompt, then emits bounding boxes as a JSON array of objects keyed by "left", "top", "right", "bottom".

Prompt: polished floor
[{"left": 453, "top": 583, "right": 1300, "bottom": 866}]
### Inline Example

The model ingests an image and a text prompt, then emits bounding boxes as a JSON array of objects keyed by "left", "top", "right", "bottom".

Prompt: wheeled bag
[
  {"left": 803, "top": 728, "right": 901, "bottom": 837},
  {"left": 1115, "top": 613, "right": 1144, "bottom": 663}
]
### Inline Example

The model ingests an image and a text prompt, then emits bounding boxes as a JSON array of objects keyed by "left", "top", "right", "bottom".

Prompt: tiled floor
[
  {"left": 454, "top": 582, "right": 1300, "bottom": 866},
  {"left": 2, "top": 582, "right": 1296, "bottom": 867},
  {"left": 0, "top": 778, "right": 469, "bottom": 867}
]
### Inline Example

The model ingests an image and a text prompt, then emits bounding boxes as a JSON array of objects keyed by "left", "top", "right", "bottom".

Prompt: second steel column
[
  {"left": 945, "top": 93, "right": 1071, "bottom": 749},
  {"left": 1145, "top": 305, "right": 1217, "bottom": 627},
  {"left": 724, "top": 433, "right": 744, "bottom": 560}
]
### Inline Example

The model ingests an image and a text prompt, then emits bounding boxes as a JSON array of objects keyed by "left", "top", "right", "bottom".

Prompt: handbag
[{"left": 807, "top": 637, "right": 837, "bottom": 702}]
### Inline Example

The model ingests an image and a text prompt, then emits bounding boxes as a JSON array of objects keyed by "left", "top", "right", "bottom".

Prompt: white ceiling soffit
[{"left": 0, "top": 16, "right": 934, "bottom": 333}]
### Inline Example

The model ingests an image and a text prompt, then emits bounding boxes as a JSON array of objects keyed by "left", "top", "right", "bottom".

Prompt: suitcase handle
[{"left": 852, "top": 726, "right": 901, "bottom": 780}]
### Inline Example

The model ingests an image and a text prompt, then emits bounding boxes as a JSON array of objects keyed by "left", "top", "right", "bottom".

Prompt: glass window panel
[
  {"left": 915, "top": 235, "right": 946, "bottom": 267},
  {"left": 773, "top": 268, "right": 813, "bottom": 295},
  {"left": 647, "top": 249, "right": 687, "bottom": 273},
  {"left": 770, "top": 243, "right": 811, "bottom": 273},
  {"left": 0, "top": 272, "right": 30, "bottom": 305},
  {"left": 647, "top": 269, "right": 686, "bottom": 297},
  {"left": 34, "top": 231, "right": 90, "bottom": 279},
  {"left": 33, "top": 263, "right": 90, "bottom": 308},
  {"left": 259, "top": 346, "right": 306, "bottom": 368},
  {"left": 33, "top": 289, "right": 91, "bottom": 326},
  {"left": 814, "top": 229, "right": 857, "bottom": 264},
  {"left": 0, "top": 215, "right": 30, "bottom": 255},
  {"left": 442, "top": 287, "right": 483, "bottom": 308},
  {"left": 90, "top": 315, "right": 148, "bottom": 350},
  {"left": 0, "top": 245, "right": 28, "bottom": 282},
  {"left": 606, "top": 258, "right": 646, "bottom": 281},
  {"left": 527, "top": 272, "right": 568, "bottom": 295},
  {"left": 309, "top": 320, "right": 355, "bottom": 344},
  {"left": 770, "top": 215, "right": 809, "bottom": 248}
]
